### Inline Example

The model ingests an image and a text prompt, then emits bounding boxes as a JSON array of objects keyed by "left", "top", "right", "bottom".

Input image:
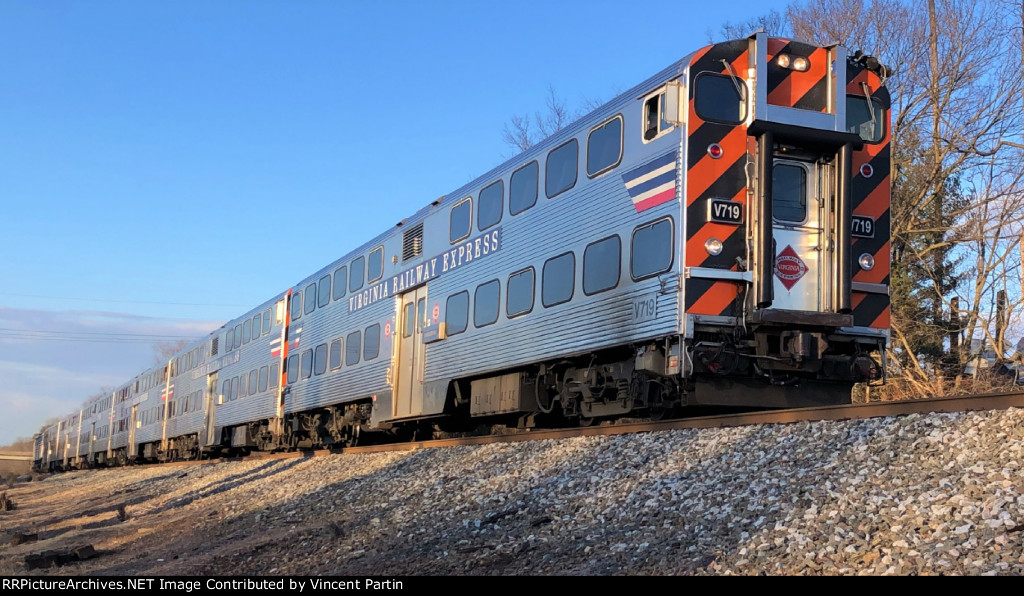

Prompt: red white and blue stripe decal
[{"left": 621, "top": 150, "right": 678, "bottom": 212}]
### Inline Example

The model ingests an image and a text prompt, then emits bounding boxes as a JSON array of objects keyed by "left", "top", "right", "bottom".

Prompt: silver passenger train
[{"left": 35, "top": 34, "right": 891, "bottom": 471}]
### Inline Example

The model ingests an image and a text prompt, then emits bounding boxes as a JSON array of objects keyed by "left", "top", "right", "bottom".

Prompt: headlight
[
  {"left": 859, "top": 253, "right": 875, "bottom": 270},
  {"left": 705, "top": 238, "right": 723, "bottom": 256}
]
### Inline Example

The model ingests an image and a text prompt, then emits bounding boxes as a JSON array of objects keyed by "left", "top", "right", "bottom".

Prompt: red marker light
[
  {"left": 707, "top": 143, "right": 723, "bottom": 159},
  {"left": 860, "top": 163, "right": 874, "bottom": 178}
]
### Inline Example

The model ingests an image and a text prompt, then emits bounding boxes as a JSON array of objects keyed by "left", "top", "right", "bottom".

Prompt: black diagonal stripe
[
  {"left": 687, "top": 121, "right": 738, "bottom": 170},
  {"left": 765, "top": 42, "right": 793, "bottom": 97},
  {"left": 851, "top": 144, "right": 890, "bottom": 211},
  {"left": 685, "top": 156, "right": 747, "bottom": 240},
  {"left": 853, "top": 294, "right": 889, "bottom": 328},
  {"left": 685, "top": 279, "right": 741, "bottom": 317},
  {"left": 794, "top": 74, "right": 828, "bottom": 112},
  {"left": 698, "top": 225, "right": 746, "bottom": 270},
  {"left": 690, "top": 40, "right": 748, "bottom": 77}
]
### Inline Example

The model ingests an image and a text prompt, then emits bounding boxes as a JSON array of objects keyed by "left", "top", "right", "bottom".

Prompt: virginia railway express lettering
[{"left": 349, "top": 228, "right": 502, "bottom": 313}]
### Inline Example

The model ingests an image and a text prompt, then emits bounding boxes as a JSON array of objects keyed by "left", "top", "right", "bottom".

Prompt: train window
[
  {"left": 446, "top": 291, "right": 470, "bottom": 336},
  {"left": 315, "top": 275, "right": 330, "bottom": 309},
  {"left": 300, "top": 349, "right": 313, "bottom": 380},
  {"left": 263, "top": 308, "right": 272, "bottom": 334},
  {"left": 584, "top": 236, "right": 621, "bottom": 295},
  {"left": 234, "top": 324, "right": 242, "bottom": 347},
  {"left": 251, "top": 314, "right": 261, "bottom": 340},
  {"left": 368, "top": 247, "right": 384, "bottom": 282},
  {"left": 269, "top": 362, "right": 280, "bottom": 388},
  {"left": 364, "top": 324, "right": 380, "bottom": 360},
  {"left": 403, "top": 302, "right": 415, "bottom": 338},
  {"left": 506, "top": 267, "right": 535, "bottom": 318},
  {"left": 238, "top": 373, "right": 247, "bottom": 399},
  {"left": 474, "top": 280, "right": 500, "bottom": 328},
  {"left": 333, "top": 266, "right": 348, "bottom": 300},
  {"left": 291, "top": 291, "right": 303, "bottom": 321},
  {"left": 694, "top": 73, "right": 746, "bottom": 124},
  {"left": 230, "top": 377, "right": 238, "bottom": 401},
  {"left": 509, "top": 161, "right": 538, "bottom": 215},
  {"left": 631, "top": 218, "right": 674, "bottom": 280},
  {"left": 846, "top": 95, "right": 885, "bottom": 143},
  {"left": 587, "top": 115, "right": 623, "bottom": 177},
  {"left": 242, "top": 318, "right": 251, "bottom": 344},
  {"left": 346, "top": 331, "right": 361, "bottom": 366},
  {"left": 643, "top": 90, "right": 674, "bottom": 141},
  {"left": 314, "top": 343, "right": 328, "bottom": 375},
  {"left": 304, "top": 283, "right": 317, "bottom": 315},
  {"left": 287, "top": 354, "right": 299, "bottom": 384},
  {"left": 220, "top": 380, "right": 228, "bottom": 404},
  {"left": 249, "top": 369, "right": 259, "bottom": 394},
  {"left": 542, "top": 252, "right": 575, "bottom": 307},
  {"left": 329, "top": 338, "right": 343, "bottom": 370},
  {"left": 773, "top": 164, "right": 807, "bottom": 223},
  {"left": 478, "top": 180, "right": 503, "bottom": 231},
  {"left": 258, "top": 366, "right": 269, "bottom": 392},
  {"left": 350, "top": 257, "right": 365, "bottom": 293},
  {"left": 224, "top": 332, "right": 231, "bottom": 352},
  {"left": 546, "top": 139, "right": 578, "bottom": 198},
  {"left": 450, "top": 197, "right": 472, "bottom": 243}
]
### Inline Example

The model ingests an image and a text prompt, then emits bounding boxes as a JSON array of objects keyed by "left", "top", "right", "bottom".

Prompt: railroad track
[{"left": 163, "top": 390, "right": 1023, "bottom": 467}]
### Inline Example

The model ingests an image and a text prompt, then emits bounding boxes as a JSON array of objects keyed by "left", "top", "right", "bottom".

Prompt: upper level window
[
  {"left": 631, "top": 218, "right": 674, "bottom": 280},
  {"left": 304, "top": 282, "right": 317, "bottom": 315},
  {"left": 242, "top": 318, "right": 251, "bottom": 344},
  {"left": 368, "top": 247, "right": 384, "bottom": 282},
  {"left": 643, "top": 90, "right": 675, "bottom": 141},
  {"left": 509, "top": 161, "right": 538, "bottom": 215},
  {"left": 546, "top": 139, "right": 578, "bottom": 198},
  {"left": 478, "top": 180, "right": 503, "bottom": 231},
  {"left": 694, "top": 73, "right": 746, "bottom": 124},
  {"left": 450, "top": 198, "right": 472, "bottom": 243},
  {"left": 333, "top": 266, "right": 347, "bottom": 300},
  {"left": 318, "top": 275, "right": 331, "bottom": 308},
  {"left": 583, "top": 236, "right": 621, "bottom": 295},
  {"left": 290, "top": 291, "right": 302, "bottom": 321},
  {"left": 587, "top": 115, "right": 623, "bottom": 177},
  {"left": 773, "top": 164, "right": 807, "bottom": 223},
  {"left": 262, "top": 308, "right": 272, "bottom": 334},
  {"left": 252, "top": 314, "right": 262, "bottom": 340},
  {"left": 846, "top": 95, "right": 885, "bottom": 143},
  {"left": 349, "top": 257, "right": 365, "bottom": 293}
]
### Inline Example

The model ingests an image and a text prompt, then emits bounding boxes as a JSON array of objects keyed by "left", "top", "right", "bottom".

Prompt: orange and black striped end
[
  {"left": 847, "top": 65, "right": 891, "bottom": 329},
  {"left": 685, "top": 39, "right": 749, "bottom": 317},
  {"left": 766, "top": 39, "right": 829, "bottom": 112}
]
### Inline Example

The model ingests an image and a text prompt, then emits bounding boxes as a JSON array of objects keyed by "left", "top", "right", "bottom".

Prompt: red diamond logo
[{"left": 775, "top": 245, "right": 807, "bottom": 290}]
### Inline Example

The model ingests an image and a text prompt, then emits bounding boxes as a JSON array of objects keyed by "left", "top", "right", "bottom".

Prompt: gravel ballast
[{"left": 3, "top": 408, "right": 1024, "bottom": 575}]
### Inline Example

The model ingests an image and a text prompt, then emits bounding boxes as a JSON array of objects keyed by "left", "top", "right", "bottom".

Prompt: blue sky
[{"left": 0, "top": 0, "right": 782, "bottom": 445}]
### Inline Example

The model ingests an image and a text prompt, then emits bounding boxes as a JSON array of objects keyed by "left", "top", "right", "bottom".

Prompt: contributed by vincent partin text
[{"left": 3, "top": 579, "right": 404, "bottom": 591}]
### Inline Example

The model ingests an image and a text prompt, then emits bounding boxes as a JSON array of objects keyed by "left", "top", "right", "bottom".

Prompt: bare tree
[
  {"left": 502, "top": 85, "right": 581, "bottom": 153},
  {"left": 710, "top": 9, "right": 789, "bottom": 42},
  {"left": 152, "top": 339, "right": 195, "bottom": 365}
]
